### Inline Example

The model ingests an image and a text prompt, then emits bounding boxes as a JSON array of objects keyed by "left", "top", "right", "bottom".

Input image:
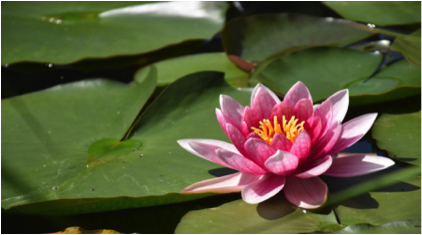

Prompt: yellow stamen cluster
[{"left": 251, "top": 116, "right": 305, "bottom": 144}]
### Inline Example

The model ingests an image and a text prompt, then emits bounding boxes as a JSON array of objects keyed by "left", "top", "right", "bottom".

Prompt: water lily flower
[{"left": 178, "top": 82, "right": 395, "bottom": 209}]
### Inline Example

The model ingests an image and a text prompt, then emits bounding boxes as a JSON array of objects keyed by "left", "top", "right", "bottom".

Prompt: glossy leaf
[
  {"left": 2, "top": 71, "right": 253, "bottom": 215},
  {"left": 251, "top": 47, "right": 382, "bottom": 102},
  {"left": 335, "top": 176, "right": 421, "bottom": 226},
  {"left": 175, "top": 195, "right": 340, "bottom": 234},
  {"left": 391, "top": 34, "right": 421, "bottom": 69},
  {"left": 323, "top": 2, "right": 421, "bottom": 26},
  {"left": 222, "top": 13, "right": 375, "bottom": 62},
  {"left": 372, "top": 111, "right": 421, "bottom": 166},
  {"left": 332, "top": 220, "right": 421, "bottom": 234},
  {"left": 2, "top": 2, "right": 228, "bottom": 65},
  {"left": 348, "top": 59, "right": 421, "bottom": 106},
  {"left": 138, "top": 52, "right": 249, "bottom": 87}
]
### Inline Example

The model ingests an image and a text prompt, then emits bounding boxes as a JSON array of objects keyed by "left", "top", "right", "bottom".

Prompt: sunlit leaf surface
[{"left": 1, "top": 1, "right": 228, "bottom": 65}]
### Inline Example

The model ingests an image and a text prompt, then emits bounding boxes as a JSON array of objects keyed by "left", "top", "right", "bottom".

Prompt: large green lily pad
[
  {"left": 138, "top": 52, "right": 249, "bottom": 87},
  {"left": 2, "top": 71, "right": 253, "bottom": 215},
  {"left": 175, "top": 195, "right": 340, "bottom": 234},
  {"left": 348, "top": 59, "right": 421, "bottom": 105},
  {"left": 333, "top": 220, "right": 421, "bottom": 234},
  {"left": 323, "top": 2, "right": 421, "bottom": 26},
  {"left": 221, "top": 13, "right": 374, "bottom": 62},
  {"left": 391, "top": 34, "right": 421, "bottom": 69},
  {"left": 251, "top": 46, "right": 382, "bottom": 102},
  {"left": 1, "top": 1, "right": 228, "bottom": 65},
  {"left": 372, "top": 111, "right": 421, "bottom": 166}
]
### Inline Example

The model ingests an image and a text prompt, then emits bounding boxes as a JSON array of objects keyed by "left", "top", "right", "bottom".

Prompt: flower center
[{"left": 251, "top": 116, "right": 305, "bottom": 144}]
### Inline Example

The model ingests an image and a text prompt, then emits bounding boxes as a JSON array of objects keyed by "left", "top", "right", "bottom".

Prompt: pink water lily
[{"left": 178, "top": 82, "right": 395, "bottom": 209}]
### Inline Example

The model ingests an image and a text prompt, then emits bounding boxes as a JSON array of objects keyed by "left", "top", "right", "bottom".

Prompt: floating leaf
[
  {"left": 222, "top": 13, "right": 375, "bottom": 62},
  {"left": 138, "top": 52, "right": 249, "bottom": 87},
  {"left": 372, "top": 111, "right": 421, "bottom": 166},
  {"left": 2, "top": 71, "right": 253, "bottom": 215},
  {"left": 332, "top": 220, "right": 421, "bottom": 234},
  {"left": 323, "top": 2, "right": 421, "bottom": 26},
  {"left": 251, "top": 47, "right": 382, "bottom": 102},
  {"left": 391, "top": 34, "right": 421, "bottom": 69},
  {"left": 2, "top": 2, "right": 228, "bottom": 64},
  {"left": 175, "top": 196, "right": 340, "bottom": 234}
]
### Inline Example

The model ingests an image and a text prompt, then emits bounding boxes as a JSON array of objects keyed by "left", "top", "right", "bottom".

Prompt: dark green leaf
[
  {"left": 332, "top": 220, "right": 421, "bottom": 234},
  {"left": 391, "top": 35, "right": 421, "bottom": 69},
  {"left": 251, "top": 47, "right": 382, "bottom": 102},
  {"left": 2, "top": 2, "right": 228, "bottom": 64},
  {"left": 222, "top": 13, "right": 375, "bottom": 62},
  {"left": 323, "top": 2, "right": 421, "bottom": 26}
]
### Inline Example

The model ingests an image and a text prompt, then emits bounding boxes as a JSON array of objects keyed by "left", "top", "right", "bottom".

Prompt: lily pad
[
  {"left": 175, "top": 195, "right": 340, "bottom": 234},
  {"left": 348, "top": 59, "right": 421, "bottom": 105},
  {"left": 332, "top": 220, "right": 421, "bottom": 234},
  {"left": 2, "top": 71, "right": 254, "bottom": 215},
  {"left": 2, "top": 1, "right": 228, "bottom": 65},
  {"left": 251, "top": 46, "right": 382, "bottom": 102},
  {"left": 323, "top": 2, "right": 421, "bottom": 26},
  {"left": 391, "top": 34, "right": 421, "bottom": 69},
  {"left": 372, "top": 111, "right": 421, "bottom": 166},
  {"left": 138, "top": 52, "right": 249, "bottom": 87},
  {"left": 221, "top": 13, "right": 375, "bottom": 62}
]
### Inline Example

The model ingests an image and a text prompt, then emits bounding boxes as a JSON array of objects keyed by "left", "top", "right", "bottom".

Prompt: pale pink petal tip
[
  {"left": 283, "top": 81, "right": 313, "bottom": 107},
  {"left": 241, "top": 174, "right": 285, "bottom": 204},
  {"left": 220, "top": 95, "right": 245, "bottom": 124},
  {"left": 284, "top": 176, "right": 328, "bottom": 209},
  {"left": 250, "top": 83, "right": 280, "bottom": 107},
  {"left": 324, "top": 153, "right": 395, "bottom": 177},
  {"left": 327, "top": 89, "right": 349, "bottom": 124},
  {"left": 181, "top": 172, "right": 259, "bottom": 194}
]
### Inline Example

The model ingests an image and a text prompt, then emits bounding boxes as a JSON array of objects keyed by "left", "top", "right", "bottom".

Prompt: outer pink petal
[
  {"left": 324, "top": 153, "right": 395, "bottom": 177},
  {"left": 283, "top": 82, "right": 313, "bottom": 108},
  {"left": 178, "top": 139, "right": 235, "bottom": 169},
  {"left": 290, "top": 130, "right": 312, "bottom": 160},
  {"left": 181, "top": 172, "right": 260, "bottom": 194},
  {"left": 226, "top": 123, "right": 251, "bottom": 159},
  {"left": 309, "top": 121, "right": 341, "bottom": 161},
  {"left": 284, "top": 176, "right": 328, "bottom": 209},
  {"left": 314, "top": 99, "right": 333, "bottom": 139},
  {"left": 244, "top": 137, "right": 277, "bottom": 166},
  {"left": 252, "top": 86, "right": 278, "bottom": 119},
  {"left": 251, "top": 84, "right": 281, "bottom": 108},
  {"left": 220, "top": 95, "right": 245, "bottom": 125},
  {"left": 327, "top": 89, "right": 349, "bottom": 125},
  {"left": 241, "top": 174, "right": 286, "bottom": 204},
  {"left": 216, "top": 148, "right": 268, "bottom": 175},
  {"left": 295, "top": 155, "right": 332, "bottom": 178},
  {"left": 216, "top": 108, "right": 240, "bottom": 136},
  {"left": 328, "top": 113, "right": 378, "bottom": 155},
  {"left": 271, "top": 133, "right": 293, "bottom": 152},
  {"left": 265, "top": 150, "right": 299, "bottom": 176}
]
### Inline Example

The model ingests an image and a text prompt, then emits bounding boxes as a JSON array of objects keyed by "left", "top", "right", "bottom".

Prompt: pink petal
[
  {"left": 295, "top": 155, "right": 332, "bottom": 178},
  {"left": 324, "top": 153, "right": 395, "bottom": 177},
  {"left": 252, "top": 86, "right": 278, "bottom": 119},
  {"left": 327, "top": 89, "right": 349, "bottom": 125},
  {"left": 251, "top": 84, "right": 280, "bottom": 108},
  {"left": 241, "top": 174, "right": 286, "bottom": 204},
  {"left": 328, "top": 113, "right": 378, "bottom": 155},
  {"left": 244, "top": 137, "right": 276, "bottom": 166},
  {"left": 290, "top": 130, "right": 312, "bottom": 160},
  {"left": 271, "top": 133, "right": 293, "bottom": 152},
  {"left": 178, "top": 139, "right": 235, "bottom": 169},
  {"left": 270, "top": 102, "right": 294, "bottom": 122},
  {"left": 309, "top": 122, "right": 342, "bottom": 161},
  {"left": 314, "top": 99, "right": 333, "bottom": 138},
  {"left": 241, "top": 107, "right": 261, "bottom": 136},
  {"left": 311, "top": 117, "right": 322, "bottom": 145},
  {"left": 181, "top": 172, "right": 260, "bottom": 194},
  {"left": 216, "top": 148, "right": 268, "bottom": 175},
  {"left": 284, "top": 176, "right": 328, "bottom": 209},
  {"left": 283, "top": 82, "right": 313, "bottom": 108},
  {"left": 294, "top": 98, "right": 314, "bottom": 130},
  {"left": 220, "top": 95, "right": 245, "bottom": 125},
  {"left": 265, "top": 150, "right": 299, "bottom": 176},
  {"left": 216, "top": 108, "right": 241, "bottom": 136},
  {"left": 226, "top": 123, "right": 251, "bottom": 159}
]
